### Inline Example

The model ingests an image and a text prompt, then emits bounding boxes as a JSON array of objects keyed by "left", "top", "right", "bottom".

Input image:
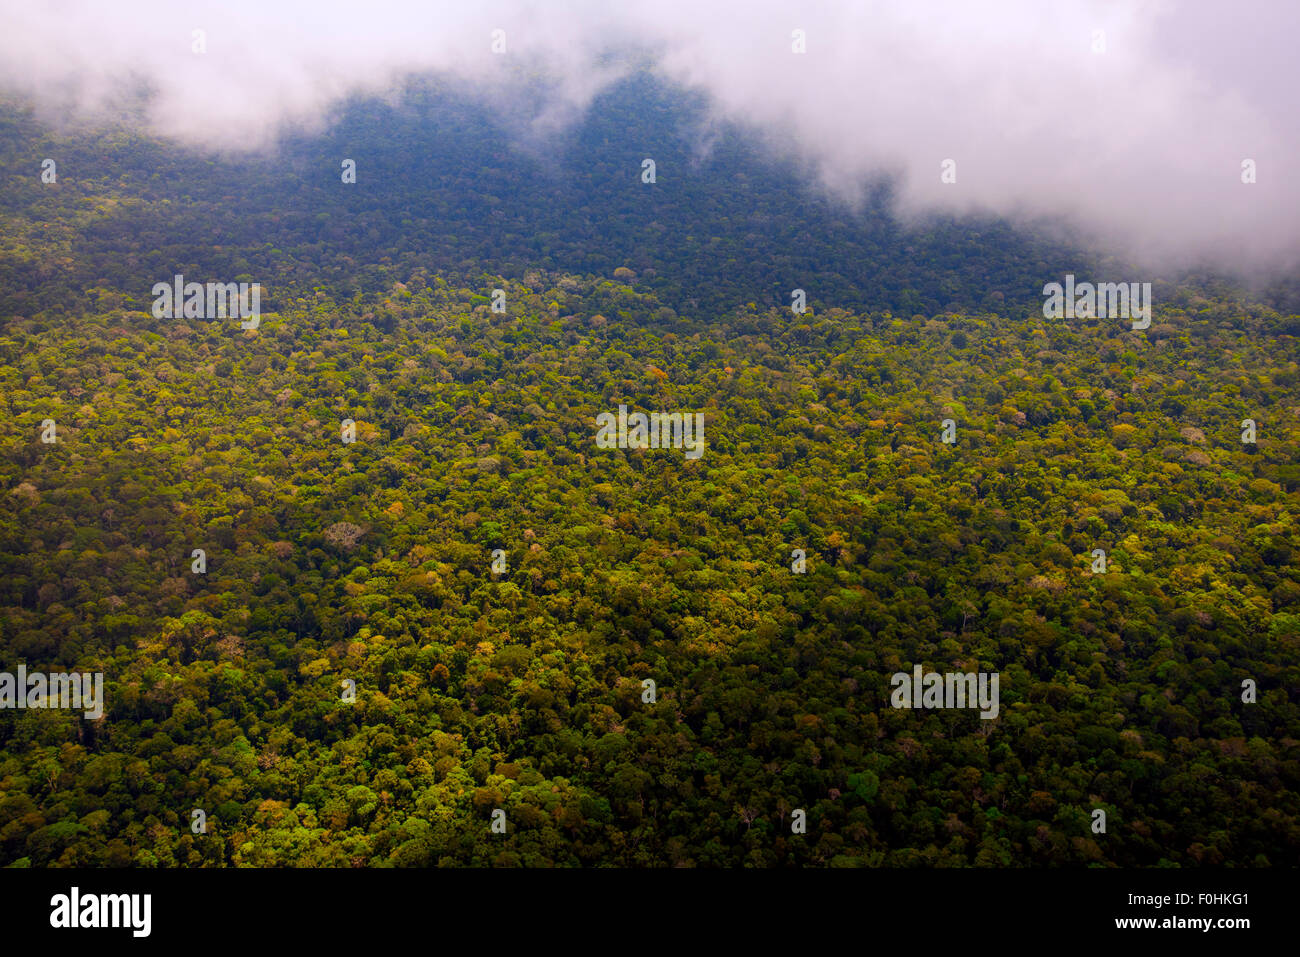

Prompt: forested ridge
[{"left": 1, "top": 76, "right": 1298, "bottom": 867}]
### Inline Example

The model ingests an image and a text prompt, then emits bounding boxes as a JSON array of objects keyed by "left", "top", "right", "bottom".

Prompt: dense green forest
[{"left": 1, "top": 75, "right": 1298, "bottom": 867}]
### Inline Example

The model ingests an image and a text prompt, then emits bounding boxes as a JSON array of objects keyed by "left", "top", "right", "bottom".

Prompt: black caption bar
[{"left": 0, "top": 867, "right": 1284, "bottom": 945}]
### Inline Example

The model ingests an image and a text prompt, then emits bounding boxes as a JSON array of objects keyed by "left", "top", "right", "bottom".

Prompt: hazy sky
[{"left": 2, "top": 0, "right": 1295, "bottom": 271}]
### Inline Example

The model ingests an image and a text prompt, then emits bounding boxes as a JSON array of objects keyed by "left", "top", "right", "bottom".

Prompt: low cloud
[{"left": 2, "top": 0, "right": 1296, "bottom": 271}]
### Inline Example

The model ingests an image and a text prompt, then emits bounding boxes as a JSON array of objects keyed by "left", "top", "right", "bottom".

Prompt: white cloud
[{"left": 2, "top": 0, "right": 1295, "bottom": 270}]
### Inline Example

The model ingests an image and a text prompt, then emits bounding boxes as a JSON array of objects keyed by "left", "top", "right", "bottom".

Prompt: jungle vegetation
[{"left": 0, "top": 75, "right": 1298, "bottom": 867}]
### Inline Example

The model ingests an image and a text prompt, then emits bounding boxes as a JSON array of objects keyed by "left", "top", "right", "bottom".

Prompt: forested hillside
[
  {"left": 1, "top": 75, "right": 1298, "bottom": 867},
  {"left": 1, "top": 75, "right": 1116, "bottom": 321}
]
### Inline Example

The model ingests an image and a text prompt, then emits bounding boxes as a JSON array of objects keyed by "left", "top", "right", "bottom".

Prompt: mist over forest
[{"left": 0, "top": 2, "right": 1297, "bottom": 882}]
